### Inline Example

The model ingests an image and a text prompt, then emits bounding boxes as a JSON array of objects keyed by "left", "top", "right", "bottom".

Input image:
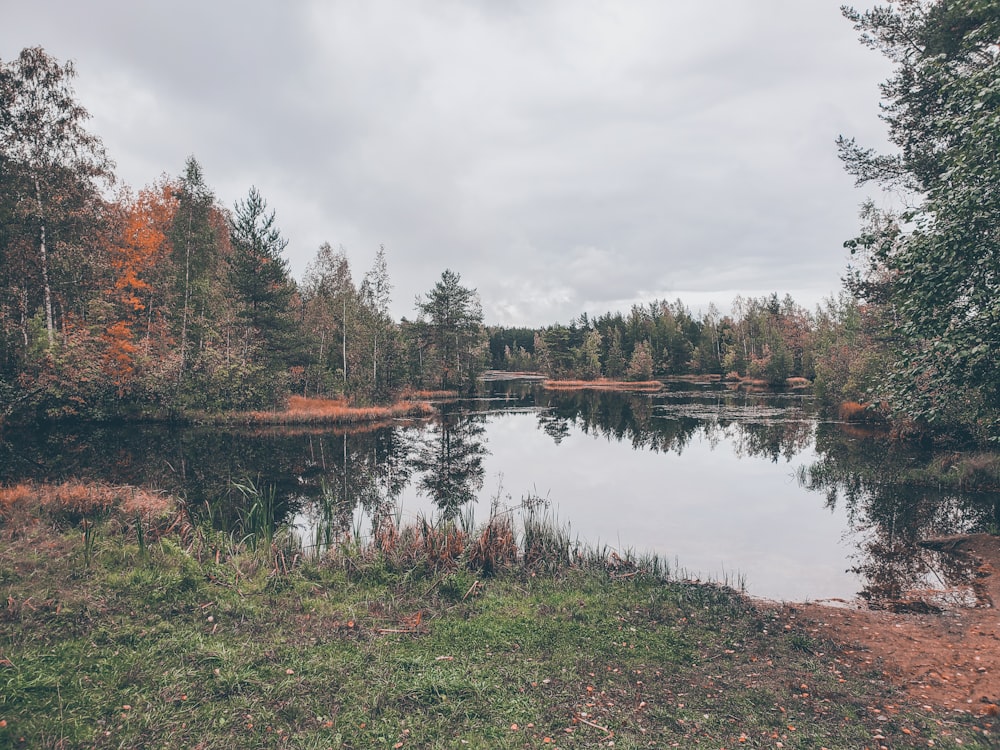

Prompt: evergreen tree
[
  {"left": 627, "top": 340, "right": 654, "bottom": 381},
  {"left": 840, "top": 1, "right": 1000, "bottom": 439},
  {"left": 228, "top": 187, "right": 295, "bottom": 365},
  {"left": 414, "top": 270, "right": 485, "bottom": 390},
  {"left": 605, "top": 327, "right": 627, "bottom": 379},
  {"left": 577, "top": 328, "right": 603, "bottom": 380},
  {"left": 170, "top": 156, "right": 220, "bottom": 373}
]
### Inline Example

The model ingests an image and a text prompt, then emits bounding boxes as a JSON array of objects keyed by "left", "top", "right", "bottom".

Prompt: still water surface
[
  {"left": 432, "top": 410, "right": 847, "bottom": 601},
  {"left": 3, "top": 378, "right": 998, "bottom": 603}
]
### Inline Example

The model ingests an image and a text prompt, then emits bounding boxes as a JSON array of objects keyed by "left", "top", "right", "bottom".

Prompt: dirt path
[{"left": 779, "top": 534, "right": 1000, "bottom": 717}]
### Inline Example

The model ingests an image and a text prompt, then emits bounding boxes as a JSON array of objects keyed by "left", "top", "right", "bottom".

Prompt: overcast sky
[{"left": 3, "top": 1, "right": 894, "bottom": 326}]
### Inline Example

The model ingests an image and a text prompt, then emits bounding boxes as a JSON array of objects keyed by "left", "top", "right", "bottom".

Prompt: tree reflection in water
[
  {"left": 0, "top": 422, "right": 418, "bottom": 541},
  {"left": 529, "top": 384, "right": 815, "bottom": 461},
  {"left": 799, "top": 422, "right": 1000, "bottom": 607},
  {"left": 411, "top": 408, "right": 488, "bottom": 520},
  {"left": 297, "top": 426, "right": 416, "bottom": 554},
  {"left": 2, "top": 380, "right": 998, "bottom": 605}
]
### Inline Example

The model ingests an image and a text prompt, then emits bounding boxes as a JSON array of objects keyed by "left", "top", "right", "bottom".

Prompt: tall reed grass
[
  {"left": 232, "top": 478, "right": 278, "bottom": 550},
  {"left": 1, "top": 480, "right": 742, "bottom": 595},
  {"left": 288, "top": 493, "right": 686, "bottom": 586}
]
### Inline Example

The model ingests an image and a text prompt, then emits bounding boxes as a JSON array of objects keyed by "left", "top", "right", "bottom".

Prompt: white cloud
[{"left": 2, "top": 0, "right": 895, "bottom": 326}]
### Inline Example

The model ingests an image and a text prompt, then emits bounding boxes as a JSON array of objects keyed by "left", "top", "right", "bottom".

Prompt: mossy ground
[{"left": 0, "top": 490, "right": 993, "bottom": 749}]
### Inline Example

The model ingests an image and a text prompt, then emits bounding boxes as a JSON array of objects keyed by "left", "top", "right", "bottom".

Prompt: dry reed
[
  {"left": 838, "top": 400, "right": 879, "bottom": 422},
  {"left": 0, "top": 481, "right": 182, "bottom": 545},
  {"left": 0, "top": 480, "right": 173, "bottom": 520},
  {"left": 468, "top": 514, "right": 518, "bottom": 575},
  {"left": 241, "top": 396, "right": 435, "bottom": 425}
]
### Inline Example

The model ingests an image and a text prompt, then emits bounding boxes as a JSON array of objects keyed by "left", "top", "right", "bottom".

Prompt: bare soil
[{"left": 778, "top": 534, "right": 1000, "bottom": 718}]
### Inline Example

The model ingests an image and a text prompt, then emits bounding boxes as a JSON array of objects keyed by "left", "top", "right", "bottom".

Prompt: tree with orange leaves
[{"left": 103, "top": 183, "right": 176, "bottom": 396}]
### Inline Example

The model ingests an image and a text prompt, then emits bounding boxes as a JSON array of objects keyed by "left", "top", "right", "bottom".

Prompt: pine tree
[
  {"left": 228, "top": 187, "right": 294, "bottom": 365},
  {"left": 415, "top": 270, "right": 485, "bottom": 389}
]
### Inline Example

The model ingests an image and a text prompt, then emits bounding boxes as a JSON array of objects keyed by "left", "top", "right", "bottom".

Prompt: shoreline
[{"left": 0, "top": 483, "right": 996, "bottom": 746}]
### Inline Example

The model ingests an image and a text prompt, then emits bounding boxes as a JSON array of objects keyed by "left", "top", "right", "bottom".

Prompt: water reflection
[
  {"left": 526, "top": 384, "right": 815, "bottom": 461},
  {"left": 1, "top": 380, "right": 997, "bottom": 603},
  {"left": 799, "top": 422, "right": 1000, "bottom": 607},
  {"left": 0, "top": 423, "right": 416, "bottom": 533},
  {"left": 411, "top": 409, "right": 488, "bottom": 520}
]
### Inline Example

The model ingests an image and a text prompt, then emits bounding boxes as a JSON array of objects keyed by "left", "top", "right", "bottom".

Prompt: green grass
[{"left": 0, "top": 498, "right": 996, "bottom": 748}]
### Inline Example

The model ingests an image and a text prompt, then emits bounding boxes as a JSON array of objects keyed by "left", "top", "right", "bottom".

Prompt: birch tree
[
  {"left": 359, "top": 245, "right": 396, "bottom": 397},
  {"left": 0, "top": 47, "right": 113, "bottom": 349},
  {"left": 302, "top": 243, "right": 356, "bottom": 395}
]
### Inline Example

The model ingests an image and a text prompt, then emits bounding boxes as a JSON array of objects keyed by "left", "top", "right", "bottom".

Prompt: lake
[{"left": 2, "top": 376, "right": 998, "bottom": 603}]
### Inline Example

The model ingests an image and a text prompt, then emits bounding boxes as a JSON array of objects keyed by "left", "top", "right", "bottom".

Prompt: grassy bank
[{"left": 0, "top": 485, "right": 992, "bottom": 748}]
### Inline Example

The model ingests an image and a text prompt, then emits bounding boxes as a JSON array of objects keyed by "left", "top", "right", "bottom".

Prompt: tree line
[
  {"left": 0, "top": 47, "right": 486, "bottom": 421},
  {"left": 488, "top": 293, "right": 820, "bottom": 387},
  {"left": 494, "top": 0, "right": 1000, "bottom": 446},
  {"left": 831, "top": 1, "right": 1000, "bottom": 445},
  {"left": 4, "top": 0, "right": 999, "bottom": 449}
]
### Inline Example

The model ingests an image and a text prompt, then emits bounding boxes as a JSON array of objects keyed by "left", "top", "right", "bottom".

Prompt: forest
[{"left": 2, "top": 0, "right": 999, "bottom": 447}]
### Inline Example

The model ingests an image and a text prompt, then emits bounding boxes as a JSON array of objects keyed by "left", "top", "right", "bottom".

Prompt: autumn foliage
[
  {"left": 100, "top": 185, "right": 178, "bottom": 395},
  {"left": 109, "top": 184, "right": 176, "bottom": 315},
  {"left": 837, "top": 401, "right": 885, "bottom": 424}
]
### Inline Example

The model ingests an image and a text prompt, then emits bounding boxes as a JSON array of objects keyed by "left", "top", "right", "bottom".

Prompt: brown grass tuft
[
  {"left": 469, "top": 515, "right": 518, "bottom": 575},
  {"left": 418, "top": 519, "right": 467, "bottom": 567},
  {"left": 0, "top": 481, "right": 179, "bottom": 535}
]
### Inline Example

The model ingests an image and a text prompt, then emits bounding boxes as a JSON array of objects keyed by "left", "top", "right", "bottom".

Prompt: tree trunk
[
  {"left": 34, "top": 178, "right": 54, "bottom": 349},
  {"left": 179, "top": 206, "right": 193, "bottom": 381},
  {"left": 19, "top": 288, "right": 29, "bottom": 348}
]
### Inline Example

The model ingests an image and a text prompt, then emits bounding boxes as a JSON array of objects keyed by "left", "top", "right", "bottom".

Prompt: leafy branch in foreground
[{"left": 840, "top": 1, "right": 1000, "bottom": 442}]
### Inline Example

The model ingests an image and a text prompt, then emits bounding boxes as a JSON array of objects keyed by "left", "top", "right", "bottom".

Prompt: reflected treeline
[
  {"left": 0, "top": 411, "right": 489, "bottom": 532},
  {"left": 528, "top": 384, "right": 815, "bottom": 462},
  {"left": 411, "top": 408, "right": 489, "bottom": 520},
  {"left": 296, "top": 427, "right": 417, "bottom": 547},
  {"left": 6, "top": 379, "right": 998, "bottom": 609},
  {"left": 800, "top": 422, "right": 1000, "bottom": 606},
  {"left": 0, "top": 423, "right": 419, "bottom": 531},
  {"left": 0, "top": 383, "right": 819, "bottom": 535}
]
